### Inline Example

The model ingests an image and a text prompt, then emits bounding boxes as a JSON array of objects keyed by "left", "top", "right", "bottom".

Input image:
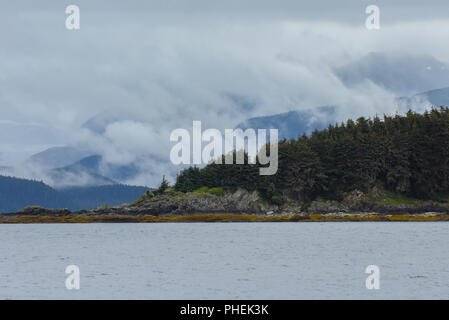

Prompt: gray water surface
[{"left": 0, "top": 222, "right": 448, "bottom": 299}]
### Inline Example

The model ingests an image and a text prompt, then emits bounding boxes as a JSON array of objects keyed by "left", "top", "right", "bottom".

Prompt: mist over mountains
[
  {"left": 3, "top": 52, "right": 449, "bottom": 190},
  {"left": 397, "top": 87, "right": 449, "bottom": 114},
  {"left": 27, "top": 146, "right": 94, "bottom": 169},
  {"left": 2, "top": 50, "right": 449, "bottom": 193},
  {"left": 1, "top": 2, "right": 449, "bottom": 213},
  {"left": 236, "top": 106, "right": 336, "bottom": 140},
  {"left": 335, "top": 52, "right": 449, "bottom": 96}
]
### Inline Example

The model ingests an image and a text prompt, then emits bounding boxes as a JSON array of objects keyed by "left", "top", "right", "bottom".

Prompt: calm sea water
[{"left": 0, "top": 222, "right": 448, "bottom": 299}]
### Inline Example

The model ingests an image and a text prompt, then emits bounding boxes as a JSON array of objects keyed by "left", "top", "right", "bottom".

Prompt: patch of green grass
[
  {"left": 194, "top": 186, "right": 210, "bottom": 194},
  {"left": 207, "top": 187, "right": 224, "bottom": 196},
  {"left": 193, "top": 187, "right": 224, "bottom": 196}
]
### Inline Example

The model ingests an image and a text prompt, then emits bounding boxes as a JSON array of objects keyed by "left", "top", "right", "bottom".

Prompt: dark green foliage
[
  {"left": 174, "top": 167, "right": 203, "bottom": 192},
  {"left": 157, "top": 175, "right": 170, "bottom": 194},
  {"left": 174, "top": 107, "right": 449, "bottom": 202},
  {"left": 276, "top": 136, "right": 324, "bottom": 200}
]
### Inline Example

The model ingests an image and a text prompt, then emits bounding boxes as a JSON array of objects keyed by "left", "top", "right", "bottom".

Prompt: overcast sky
[
  {"left": 1, "top": 0, "right": 449, "bottom": 185},
  {"left": 3, "top": 0, "right": 449, "bottom": 21}
]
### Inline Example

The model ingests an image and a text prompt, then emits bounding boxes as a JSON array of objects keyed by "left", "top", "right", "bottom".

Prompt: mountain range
[
  {"left": 19, "top": 86, "right": 449, "bottom": 188},
  {"left": 26, "top": 146, "right": 94, "bottom": 169},
  {"left": 235, "top": 106, "right": 336, "bottom": 140},
  {"left": 0, "top": 175, "right": 149, "bottom": 213},
  {"left": 52, "top": 155, "right": 141, "bottom": 185},
  {"left": 397, "top": 87, "right": 449, "bottom": 113},
  {"left": 3, "top": 51, "right": 449, "bottom": 194}
]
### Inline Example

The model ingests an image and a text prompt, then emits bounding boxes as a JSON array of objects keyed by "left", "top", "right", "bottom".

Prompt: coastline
[
  {"left": 1, "top": 212, "right": 449, "bottom": 223},
  {"left": 3, "top": 188, "right": 449, "bottom": 223}
]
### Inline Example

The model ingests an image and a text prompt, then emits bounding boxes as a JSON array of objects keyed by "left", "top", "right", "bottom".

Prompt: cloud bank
[{"left": 1, "top": 1, "right": 449, "bottom": 186}]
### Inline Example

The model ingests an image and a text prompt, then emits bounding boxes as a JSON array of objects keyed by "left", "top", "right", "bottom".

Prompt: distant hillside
[
  {"left": 0, "top": 175, "right": 149, "bottom": 213},
  {"left": 49, "top": 156, "right": 118, "bottom": 188},
  {"left": 59, "top": 185, "right": 150, "bottom": 211},
  {"left": 0, "top": 175, "right": 58, "bottom": 212},
  {"left": 397, "top": 87, "right": 449, "bottom": 112},
  {"left": 335, "top": 52, "right": 449, "bottom": 95},
  {"left": 236, "top": 106, "right": 336, "bottom": 140},
  {"left": 58, "top": 155, "right": 141, "bottom": 182},
  {"left": 27, "top": 146, "right": 94, "bottom": 169}
]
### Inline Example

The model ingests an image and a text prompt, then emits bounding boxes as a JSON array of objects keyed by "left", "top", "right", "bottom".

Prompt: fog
[{"left": 1, "top": 1, "right": 449, "bottom": 186}]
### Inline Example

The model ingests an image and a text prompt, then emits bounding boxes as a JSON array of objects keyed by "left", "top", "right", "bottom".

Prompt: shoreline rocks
[{"left": 3, "top": 189, "right": 449, "bottom": 218}]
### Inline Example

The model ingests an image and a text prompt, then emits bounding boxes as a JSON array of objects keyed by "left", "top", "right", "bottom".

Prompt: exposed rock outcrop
[
  {"left": 3, "top": 206, "right": 72, "bottom": 216},
  {"left": 4, "top": 188, "right": 449, "bottom": 217},
  {"left": 91, "top": 189, "right": 278, "bottom": 216}
]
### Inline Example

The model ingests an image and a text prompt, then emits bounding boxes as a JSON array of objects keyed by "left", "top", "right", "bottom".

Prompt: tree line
[{"left": 173, "top": 107, "right": 449, "bottom": 203}]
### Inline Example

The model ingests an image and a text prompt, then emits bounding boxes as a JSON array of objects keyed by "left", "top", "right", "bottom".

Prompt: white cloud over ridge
[{"left": 1, "top": 3, "right": 449, "bottom": 186}]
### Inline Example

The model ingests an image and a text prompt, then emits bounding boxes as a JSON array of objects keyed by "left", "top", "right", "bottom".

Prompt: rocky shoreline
[{"left": 1, "top": 188, "right": 449, "bottom": 223}]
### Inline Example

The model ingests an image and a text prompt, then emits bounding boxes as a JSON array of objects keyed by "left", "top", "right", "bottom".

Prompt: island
[{"left": 2, "top": 108, "right": 449, "bottom": 223}]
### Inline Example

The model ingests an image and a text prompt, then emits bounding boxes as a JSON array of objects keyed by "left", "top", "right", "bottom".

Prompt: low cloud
[{"left": 1, "top": 4, "right": 449, "bottom": 186}]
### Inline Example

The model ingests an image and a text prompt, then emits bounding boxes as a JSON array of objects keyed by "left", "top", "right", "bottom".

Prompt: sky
[{"left": 1, "top": 0, "right": 449, "bottom": 186}]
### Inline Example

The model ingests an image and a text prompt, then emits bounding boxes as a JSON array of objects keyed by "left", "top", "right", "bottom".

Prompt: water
[{"left": 0, "top": 222, "right": 448, "bottom": 299}]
